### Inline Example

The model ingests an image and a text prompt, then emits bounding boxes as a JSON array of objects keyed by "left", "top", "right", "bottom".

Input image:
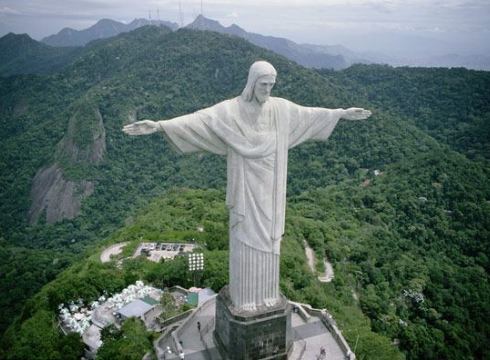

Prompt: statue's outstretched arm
[
  {"left": 122, "top": 120, "right": 161, "bottom": 136},
  {"left": 341, "top": 107, "right": 372, "bottom": 121},
  {"left": 122, "top": 110, "right": 227, "bottom": 155}
]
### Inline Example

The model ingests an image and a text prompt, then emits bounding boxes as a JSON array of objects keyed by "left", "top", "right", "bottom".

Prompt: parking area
[{"left": 133, "top": 242, "right": 198, "bottom": 262}]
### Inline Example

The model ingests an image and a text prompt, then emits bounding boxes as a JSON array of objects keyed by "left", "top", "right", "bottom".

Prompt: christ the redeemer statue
[{"left": 123, "top": 61, "right": 371, "bottom": 312}]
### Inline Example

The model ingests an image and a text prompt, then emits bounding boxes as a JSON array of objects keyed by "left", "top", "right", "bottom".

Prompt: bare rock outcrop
[
  {"left": 28, "top": 102, "right": 106, "bottom": 224},
  {"left": 28, "top": 164, "right": 94, "bottom": 224}
]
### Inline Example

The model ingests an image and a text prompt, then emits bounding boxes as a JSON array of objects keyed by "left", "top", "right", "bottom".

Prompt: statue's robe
[{"left": 159, "top": 96, "right": 342, "bottom": 309}]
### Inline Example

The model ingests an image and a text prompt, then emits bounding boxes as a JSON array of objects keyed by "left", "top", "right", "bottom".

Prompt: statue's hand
[
  {"left": 343, "top": 108, "right": 372, "bottom": 121},
  {"left": 122, "top": 120, "right": 159, "bottom": 135}
]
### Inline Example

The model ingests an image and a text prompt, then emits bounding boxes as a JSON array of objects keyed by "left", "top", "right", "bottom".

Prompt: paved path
[
  {"left": 303, "top": 240, "right": 334, "bottom": 283},
  {"left": 318, "top": 258, "right": 334, "bottom": 283},
  {"left": 292, "top": 319, "right": 344, "bottom": 359},
  {"left": 304, "top": 240, "right": 316, "bottom": 272},
  {"left": 100, "top": 242, "right": 128, "bottom": 263}
]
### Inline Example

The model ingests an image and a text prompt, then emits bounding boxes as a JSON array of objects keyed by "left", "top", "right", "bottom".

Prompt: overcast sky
[{"left": 1, "top": 0, "right": 489, "bottom": 56}]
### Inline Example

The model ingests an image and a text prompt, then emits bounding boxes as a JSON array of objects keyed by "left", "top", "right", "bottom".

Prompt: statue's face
[{"left": 253, "top": 75, "right": 276, "bottom": 103}]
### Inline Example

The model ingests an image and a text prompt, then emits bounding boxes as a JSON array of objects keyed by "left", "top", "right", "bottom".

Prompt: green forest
[{"left": 0, "top": 26, "right": 489, "bottom": 359}]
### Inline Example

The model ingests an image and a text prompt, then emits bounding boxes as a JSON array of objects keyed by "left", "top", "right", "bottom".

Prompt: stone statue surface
[{"left": 123, "top": 61, "right": 371, "bottom": 312}]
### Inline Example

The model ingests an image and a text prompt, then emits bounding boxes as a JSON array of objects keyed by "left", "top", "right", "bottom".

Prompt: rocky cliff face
[
  {"left": 28, "top": 164, "right": 94, "bottom": 224},
  {"left": 28, "top": 103, "right": 105, "bottom": 224}
]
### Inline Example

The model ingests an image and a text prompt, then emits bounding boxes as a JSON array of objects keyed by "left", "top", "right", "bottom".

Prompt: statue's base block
[{"left": 214, "top": 286, "right": 293, "bottom": 360}]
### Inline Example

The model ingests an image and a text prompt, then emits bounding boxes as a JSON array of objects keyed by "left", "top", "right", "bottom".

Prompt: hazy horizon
[{"left": 1, "top": 0, "right": 489, "bottom": 59}]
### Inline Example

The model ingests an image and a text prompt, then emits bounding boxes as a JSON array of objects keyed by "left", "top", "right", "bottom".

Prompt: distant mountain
[
  {"left": 410, "top": 53, "right": 490, "bottom": 71},
  {"left": 186, "top": 15, "right": 347, "bottom": 70},
  {"left": 0, "top": 33, "right": 81, "bottom": 76},
  {"left": 301, "top": 43, "right": 383, "bottom": 66},
  {"left": 41, "top": 18, "right": 178, "bottom": 47},
  {"left": 305, "top": 42, "right": 490, "bottom": 70},
  {"left": 38, "top": 15, "right": 489, "bottom": 71}
]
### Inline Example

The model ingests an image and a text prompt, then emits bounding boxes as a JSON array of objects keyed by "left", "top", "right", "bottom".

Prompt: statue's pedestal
[{"left": 214, "top": 286, "right": 293, "bottom": 360}]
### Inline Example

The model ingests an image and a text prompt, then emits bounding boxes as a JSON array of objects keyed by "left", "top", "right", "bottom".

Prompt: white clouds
[
  {"left": 0, "top": 6, "right": 20, "bottom": 15},
  {"left": 226, "top": 11, "right": 238, "bottom": 19},
  {"left": 220, "top": 11, "right": 238, "bottom": 25}
]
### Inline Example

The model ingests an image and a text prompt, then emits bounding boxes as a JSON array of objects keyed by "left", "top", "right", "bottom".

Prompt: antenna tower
[
  {"left": 149, "top": 10, "right": 152, "bottom": 25},
  {"left": 179, "top": 1, "right": 184, "bottom": 28}
]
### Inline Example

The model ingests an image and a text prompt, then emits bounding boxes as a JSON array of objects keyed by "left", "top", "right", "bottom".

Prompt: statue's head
[{"left": 241, "top": 61, "right": 277, "bottom": 103}]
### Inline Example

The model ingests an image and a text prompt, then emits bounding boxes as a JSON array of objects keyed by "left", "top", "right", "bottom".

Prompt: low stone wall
[
  {"left": 154, "top": 324, "right": 180, "bottom": 359},
  {"left": 160, "top": 309, "right": 194, "bottom": 328},
  {"left": 290, "top": 301, "right": 311, "bottom": 322},
  {"left": 294, "top": 302, "right": 356, "bottom": 360},
  {"left": 169, "top": 285, "right": 189, "bottom": 296}
]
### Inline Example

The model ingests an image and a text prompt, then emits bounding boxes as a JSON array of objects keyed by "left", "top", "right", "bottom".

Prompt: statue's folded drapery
[{"left": 159, "top": 96, "right": 342, "bottom": 309}]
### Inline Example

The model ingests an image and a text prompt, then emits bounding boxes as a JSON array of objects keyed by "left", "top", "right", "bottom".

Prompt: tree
[
  {"left": 8, "top": 310, "right": 61, "bottom": 360},
  {"left": 97, "top": 318, "right": 153, "bottom": 360}
]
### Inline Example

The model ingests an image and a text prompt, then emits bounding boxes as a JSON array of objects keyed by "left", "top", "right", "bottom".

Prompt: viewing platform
[{"left": 155, "top": 296, "right": 355, "bottom": 360}]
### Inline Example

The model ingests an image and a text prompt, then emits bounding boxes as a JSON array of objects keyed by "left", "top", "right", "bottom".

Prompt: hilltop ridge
[
  {"left": 41, "top": 18, "right": 178, "bottom": 47},
  {"left": 0, "top": 32, "right": 80, "bottom": 76}
]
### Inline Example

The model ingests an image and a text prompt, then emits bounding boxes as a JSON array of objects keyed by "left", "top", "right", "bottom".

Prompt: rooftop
[{"left": 117, "top": 299, "right": 154, "bottom": 319}]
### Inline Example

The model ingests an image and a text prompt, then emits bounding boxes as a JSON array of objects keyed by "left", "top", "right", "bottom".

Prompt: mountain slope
[
  {"left": 324, "top": 65, "right": 490, "bottom": 162},
  {"left": 41, "top": 18, "right": 178, "bottom": 47},
  {"left": 0, "top": 33, "right": 81, "bottom": 76}
]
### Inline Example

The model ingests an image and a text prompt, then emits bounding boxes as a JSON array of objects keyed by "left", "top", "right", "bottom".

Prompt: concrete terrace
[{"left": 155, "top": 297, "right": 352, "bottom": 360}]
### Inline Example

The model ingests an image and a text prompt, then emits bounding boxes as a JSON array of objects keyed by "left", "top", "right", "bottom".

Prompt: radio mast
[{"left": 179, "top": 1, "right": 184, "bottom": 28}]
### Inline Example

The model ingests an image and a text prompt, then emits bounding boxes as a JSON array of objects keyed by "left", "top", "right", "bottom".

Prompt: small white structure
[{"left": 58, "top": 281, "right": 166, "bottom": 358}]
